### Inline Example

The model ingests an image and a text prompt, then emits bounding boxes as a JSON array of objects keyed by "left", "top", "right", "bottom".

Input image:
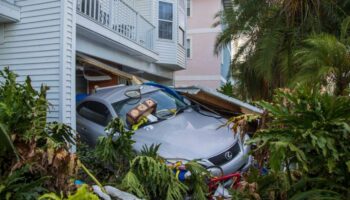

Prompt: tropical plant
[
  {"left": 247, "top": 85, "right": 350, "bottom": 199},
  {"left": 214, "top": 0, "right": 350, "bottom": 100},
  {"left": 121, "top": 156, "right": 188, "bottom": 200},
  {"left": 140, "top": 143, "right": 162, "bottom": 159},
  {"left": 0, "top": 165, "right": 48, "bottom": 200},
  {"left": 0, "top": 68, "right": 79, "bottom": 197},
  {"left": 39, "top": 184, "right": 99, "bottom": 200},
  {"left": 184, "top": 161, "right": 209, "bottom": 200},
  {"left": 217, "top": 81, "right": 234, "bottom": 97},
  {"left": 76, "top": 142, "right": 115, "bottom": 185},
  {"left": 93, "top": 118, "right": 136, "bottom": 181},
  {"left": 294, "top": 30, "right": 350, "bottom": 95},
  {"left": 95, "top": 118, "right": 135, "bottom": 164}
]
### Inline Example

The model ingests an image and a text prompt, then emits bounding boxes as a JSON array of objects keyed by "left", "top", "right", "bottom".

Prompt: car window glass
[{"left": 78, "top": 101, "right": 111, "bottom": 126}]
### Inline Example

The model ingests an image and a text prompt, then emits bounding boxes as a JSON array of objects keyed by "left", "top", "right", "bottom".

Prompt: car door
[{"left": 76, "top": 101, "right": 112, "bottom": 146}]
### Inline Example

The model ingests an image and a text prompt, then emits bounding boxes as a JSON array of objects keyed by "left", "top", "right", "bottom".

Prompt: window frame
[
  {"left": 158, "top": 1, "right": 174, "bottom": 40},
  {"left": 178, "top": 0, "right": 186, "bottom": 47},
  {"left": 187, "top": 0, "right": 192, "bottom": 17},
  {"left": 77, "top": 101, "right": 112, "bottom": 126},
  {"left": 186, "top": 37, "right": 192, "bottom": 59},
  {"left": 178, "top": 27, "right": 185, "bottom": 46}
]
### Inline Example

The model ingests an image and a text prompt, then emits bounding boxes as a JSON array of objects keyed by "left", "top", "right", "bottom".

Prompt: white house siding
[
  {"left": 0, "top": 0, "right": 76, "bottom": 128},
  {"left": 60, "top": 0, "right": 76, "bottom": 127},
  {"left": 124, "top": 0, "right": 135, "bottom": 8},
  {"left": 176, "top": 0, "right": 186, "bottom": 68},
  {"left": 134, "top": 0, "right": 153, "bottom": 22},
  {"left": 177, "top": 44, "right": 185, "bottom": 67}
]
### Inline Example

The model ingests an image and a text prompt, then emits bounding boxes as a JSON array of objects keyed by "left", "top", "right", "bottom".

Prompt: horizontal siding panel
[
  {"left": 5, "top": 26, "right": 60, "bottom": 36},
  {"left": 0, "top": 38, "right": 60, "bottom": 48},
  {"left": 16, "top": 0, "right": 58, "bottom": 7},
  {"left": 177, "top": 44, "right": 186, "bottom": 67},
  {"left": 5, "top": 32, "right": 60, "bottom": 42},
  {"left": 21, "top": 8, "right": 60, "bottom": 18},
  {"left": 9, "top": 68, "right": 60, "bottom": 76},
  {"left": 17, "top": 13, "right": 60, "bottom": 24},
  {"left": 5, "top": 20, "right": 60, "bottom": 31},
  {"left": 4, "top": 63, "right": 60, "bottom": 70},
  {"left": 21, "top": 2, "right": 60, "bottom": 12},
  {"left": 0, "top": 44, "right": 59, "bottom": 54},
  {"left": 46, "top": 94, "right": 60, "bottom": 100},
  {"left": 0, "top": 56, "right": 60, "bottom": 65},
  {"left": 47, "top": 101, "right": 60, "bottom": 107},
  {"left": 29, "top": 80, "right": 61, "bottom": 88},
  {"left": 48, "top": 111, "right": 60, "bottom": 117},
  {"left": 0, "top": 50, "right": 59, "bottom": 59},
  {"left": 15, "top": 74, "right": 59, "bottom": 82}
]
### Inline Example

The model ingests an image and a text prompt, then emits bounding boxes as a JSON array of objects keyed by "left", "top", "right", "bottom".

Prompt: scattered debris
[{"left": 175, "top": 86, "right": 263, "bottom": 117}]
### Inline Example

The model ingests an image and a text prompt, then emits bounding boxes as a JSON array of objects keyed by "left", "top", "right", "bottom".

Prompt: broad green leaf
[{"left": 346, "top": 161, "right": 350, "bottom": 172}]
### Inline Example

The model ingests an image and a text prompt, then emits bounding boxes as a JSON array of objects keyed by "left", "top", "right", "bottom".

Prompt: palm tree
[
  {"left": 294, "top": 18, "right": 350, "bottom": 95},
  {"left": 215, "top": 0, "right": 350, "bottom": 100}
]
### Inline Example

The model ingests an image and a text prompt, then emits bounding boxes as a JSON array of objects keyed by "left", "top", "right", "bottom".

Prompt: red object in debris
[{"left": 208, "top": 172, "right": 241, "bottom": 194}]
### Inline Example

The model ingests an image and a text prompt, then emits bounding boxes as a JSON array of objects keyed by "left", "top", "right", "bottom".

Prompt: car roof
[{"left": 85, "top": 85, "right": 160, "bottom": 104}]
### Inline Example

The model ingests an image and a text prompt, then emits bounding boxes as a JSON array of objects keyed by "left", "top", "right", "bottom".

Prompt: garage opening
[{"left": 75, "top": 53, "right": 145, "bottom": 103}]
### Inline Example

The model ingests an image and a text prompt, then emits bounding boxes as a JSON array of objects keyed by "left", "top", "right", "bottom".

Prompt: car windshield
[{"left": 112, "top": 90, "right": 187, "bottom": 128}]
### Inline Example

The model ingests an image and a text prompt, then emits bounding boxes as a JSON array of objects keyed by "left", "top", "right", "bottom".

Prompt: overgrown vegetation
[
  {"left": 89, "top": 118, "right": 210, "bottom": 200},
  {"left": 39, "top": 184, "right": 99, "bottom": 200},
  {"left": 121, "top": 156, "right": 188, "bottom": 200},
  {"left": 234, "top": 85, "right": 350, "bottom": 199},
  {"left": 215, "top": 3, "right": 350, "bottom": 198},
  {"left": 0, "top": 68, "right": 78, "bottom": 199}
]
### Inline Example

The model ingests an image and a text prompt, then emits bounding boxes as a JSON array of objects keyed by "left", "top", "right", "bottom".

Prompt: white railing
[{"left": 77, "top": 0, "right": 155, "bottom": 51}]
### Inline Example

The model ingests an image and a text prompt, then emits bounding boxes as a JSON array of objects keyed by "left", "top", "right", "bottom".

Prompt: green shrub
[
  {"left": 249, "top": 85, "right": 350, "bottom": 199},
  {"left": 0, "top": 68, "right": 77, "bottom": 198}
]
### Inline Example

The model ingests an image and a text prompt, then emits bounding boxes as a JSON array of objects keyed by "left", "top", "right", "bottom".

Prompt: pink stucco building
[{"left": 175, "top": 0, "right": 231, "bottom": 89}]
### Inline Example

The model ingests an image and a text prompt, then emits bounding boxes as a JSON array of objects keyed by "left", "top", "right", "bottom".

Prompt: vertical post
[
  {"left": 136, "top": 13, "right": 139, "bottom": 43},
  {"left": 89, "top": 0, "right": 94, "bottom": 19},
  {"left": 115, "top": 0, "right": 119, "bottom": 31},
  {"left": 84, "top": 0, "right": 88, "bottom": 14},
  {"left": 94, "top": 0, "right": 98, "bottom": 20},
  {"left": 109, "top": 0, "right": 114, "bottom": 28},
  {"left": 0, "top": 24, "right": 4, "bottom": 45},
  {"left": 151, "top": 26, "right": 154, "bottom": 50}
]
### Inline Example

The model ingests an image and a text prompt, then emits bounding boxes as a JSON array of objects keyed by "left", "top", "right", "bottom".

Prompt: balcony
[
  {"left": 77, "top": 0, "right": 155, "bottom": 51},
  {"left": 0, "top": 0, "right": 20, "bottom": 23}
]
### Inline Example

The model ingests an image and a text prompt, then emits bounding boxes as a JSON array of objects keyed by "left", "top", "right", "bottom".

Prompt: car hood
[{"left": 132, "top": 109, "right": 237, "bottom": 160}]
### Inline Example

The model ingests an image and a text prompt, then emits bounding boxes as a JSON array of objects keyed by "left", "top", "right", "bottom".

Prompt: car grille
[{"left": 208, "top": 143, "right": 240, "bottom": 166}]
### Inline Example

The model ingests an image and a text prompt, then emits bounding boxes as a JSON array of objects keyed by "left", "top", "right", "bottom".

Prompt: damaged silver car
[{"left": 76, "top": 84, "right": 261, "bottom": 175}]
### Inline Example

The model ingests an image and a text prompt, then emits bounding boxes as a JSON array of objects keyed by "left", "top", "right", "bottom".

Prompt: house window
[
  {"left": 186, "top": 38, "right": 191, "bottom": 58},
  {"left": 187, "top": 0, "right": 191, "bottom": 16},
  {"left": 159, "top": 1, "right": 173, "bottom": 40},
  {"left": 179, "top": 27, "right": 185, "bottom": 46}
]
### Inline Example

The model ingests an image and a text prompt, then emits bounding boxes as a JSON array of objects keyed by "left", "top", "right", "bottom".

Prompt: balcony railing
[{"left": 77, "top": 0, "right": 155, "bottom": 51}]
